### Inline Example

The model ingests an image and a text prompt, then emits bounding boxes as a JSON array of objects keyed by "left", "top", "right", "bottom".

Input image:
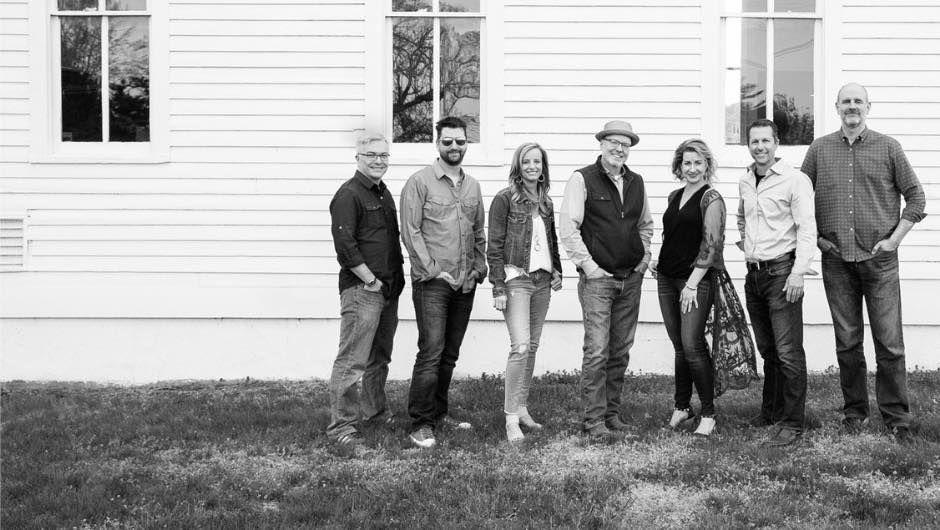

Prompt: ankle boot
[{"left": 506, "top": 414, "right": 524, "bottom": 443}]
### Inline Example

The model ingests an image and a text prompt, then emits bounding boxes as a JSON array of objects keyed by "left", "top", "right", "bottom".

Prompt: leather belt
[{"left": 746, "top": 250, "right": 795, "bottom": 272}]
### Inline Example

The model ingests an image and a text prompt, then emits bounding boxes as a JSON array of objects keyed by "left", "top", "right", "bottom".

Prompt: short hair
[
  {"left": 671, "top": 139, "right": 717, "bottom": 182},
  {"left": 746, "top": 119, "right": 779, "bottom": 143},
  {"left": 355, "top": 131, "right": 388, "bottom": 152},
  {"left": 435, "top": 116, "right": 468, "bottom": 139},
  {"left": 836, "top": 82, "right": 870, "bottom": 103}
]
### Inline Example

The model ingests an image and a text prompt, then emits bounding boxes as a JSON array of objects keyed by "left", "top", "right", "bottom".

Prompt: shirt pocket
[
  {"left": 423, "top": 195, "right": 455, "bottom": 223},
  {"left": 461, "top": 196, "right": 480, "bottom": 217},
  {"left": 362, "top": 202, "right": 386, "bottom": 229}
]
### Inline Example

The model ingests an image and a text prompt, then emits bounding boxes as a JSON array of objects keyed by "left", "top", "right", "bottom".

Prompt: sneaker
[
  {"left": 694, "top": 417, "right": 716, "bottom": 437},
  {"left": 506, "top": 420, "right": 524, "bottom": 443},
  {"left": 669, "top": 408, "right": 695, "bottom": 429},
  {"left": 763, "top": 427, "right": 801, "bottom": 447},
  {"left": 893, "top": 425, "right": 914, "bottom": 444},
  {"left": 841, "top": 416, "right": 869, "bottom": 434},
  {"left": 439, "top": 415, "right": 472, "bottom": 430},
  {"left": 748, "top": 414, "right": 773, "bottom": 428},
  {"left": 336, "top": 431, "right": 365, "bottom": 446},
  {"left": 409, "top": 426, "right": 436, "bottom": 448},
  {"left": 606, "top": 415, "right": 632, "bottom": 432}
]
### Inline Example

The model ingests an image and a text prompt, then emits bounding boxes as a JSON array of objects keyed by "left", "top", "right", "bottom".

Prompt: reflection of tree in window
[
  {"left": 109, "top": 17, "right": 149, "bottom": 142},
  {"left": 441, "top": 20, "right": 480, "bottom": 142},
  {"left": 393, "top": 18, "right": 432, "bottom": 143},
  {"left": 61, "top": 17, "right": 102, "bottom": 142}
]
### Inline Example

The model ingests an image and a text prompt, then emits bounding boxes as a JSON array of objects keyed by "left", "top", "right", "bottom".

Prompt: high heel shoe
[{"left": 518, "top": 407, "right": 543, "bottom": 430}]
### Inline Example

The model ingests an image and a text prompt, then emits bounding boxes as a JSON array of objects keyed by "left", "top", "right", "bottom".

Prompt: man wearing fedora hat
[{"left": 560, "top": 119, "right": 653, "bottom": 440}]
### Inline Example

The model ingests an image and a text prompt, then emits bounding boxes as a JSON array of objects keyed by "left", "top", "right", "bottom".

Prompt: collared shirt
[
  {"left": 801, "top": 128, "right": 926, "bottom": 262},
  {"left": 559, "top": 167, "right": 653, "bottom": 276},
  {"left": 737, "top": 158, "right": 817, "bottom": 276},
  {"left": 330, "top": 170, "right": 405, "bottom": 297},
  {"left": 400, "top": 159, "right": 487, "bottom": 288}
]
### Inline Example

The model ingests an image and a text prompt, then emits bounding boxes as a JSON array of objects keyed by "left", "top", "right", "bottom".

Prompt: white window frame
[
  {"left": 29, "top": 0, "right": 168, "bottom": 163},
  {"left": 703, "top": 1, "right": 841, "bottom": 167},
  {"left": 364, "top": 1, "right": 504, "bottom": 166}
]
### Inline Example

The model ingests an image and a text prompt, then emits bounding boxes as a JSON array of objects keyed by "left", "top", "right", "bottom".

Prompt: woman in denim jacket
[{"left": 487, "top": 142, "right": 563, "bottom": 443}]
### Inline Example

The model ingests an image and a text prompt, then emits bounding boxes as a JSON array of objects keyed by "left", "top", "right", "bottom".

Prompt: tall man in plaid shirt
[{"left": 801, "top": 83, "right": 926, "bottom": 442}]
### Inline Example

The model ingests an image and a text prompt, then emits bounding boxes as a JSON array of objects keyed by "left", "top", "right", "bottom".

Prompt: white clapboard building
[{"left": 1, "top": 0, "right": 937, "bottom": 382}]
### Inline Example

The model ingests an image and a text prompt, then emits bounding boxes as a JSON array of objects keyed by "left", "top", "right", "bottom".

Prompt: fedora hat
[{"left": 595, "top": 120, "right": 640, "bottom": 146}]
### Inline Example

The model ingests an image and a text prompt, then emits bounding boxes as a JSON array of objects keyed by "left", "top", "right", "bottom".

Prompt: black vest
[{"left": 578, "top": 156, "right": 647, "bottom": 277}]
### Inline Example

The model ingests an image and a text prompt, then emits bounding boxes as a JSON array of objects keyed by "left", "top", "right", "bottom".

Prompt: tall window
[
  {"left": 53, "top": 0, "right": 150, "bottom": 143},
  {"left": 723, "top": 0, "right": 819, "bottom": 145},
  {"left": 389, "top": 0, "right": 482, "bottom": 143}
]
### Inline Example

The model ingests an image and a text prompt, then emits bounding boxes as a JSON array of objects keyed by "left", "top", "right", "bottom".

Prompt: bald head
[{"left": 836, "top": 82, "right": 870, "bottom": 104}]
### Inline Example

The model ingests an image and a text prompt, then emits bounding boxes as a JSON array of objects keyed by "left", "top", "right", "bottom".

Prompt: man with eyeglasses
[
  {"left": 326, "top": 131, "right": 405, "bottom": 446},
  {"left": 560, "top": 120, "right": 653, "bottom": 441},
  {"left": 400, "top": 116, "right": 487, "bottom": 448}
]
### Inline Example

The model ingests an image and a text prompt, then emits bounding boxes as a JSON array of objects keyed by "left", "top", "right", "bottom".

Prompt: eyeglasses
[
  {"left": 439, "top": 137, "right": 468, "bottom": 147},
  {"left": 603, "top": 138, "right": 632, "bottom": 150},
  {"left": 358, "top": 152, "right": 390, "bottom": 161}
]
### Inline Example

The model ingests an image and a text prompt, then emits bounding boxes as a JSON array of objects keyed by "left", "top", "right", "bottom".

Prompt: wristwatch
[{"left": 366, "top": 277, "right": 378, "bottom": 287}]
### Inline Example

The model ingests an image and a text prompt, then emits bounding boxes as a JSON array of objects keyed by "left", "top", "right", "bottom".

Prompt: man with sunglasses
[
  {"left": 326, "top": 131, "right": 405, "bottom": 446},
  {"left": 560, "top": 120, "right": 653, "bottom": 441},
  {"left": 400, "top": 116, "right": 487, "bottom": 448}
]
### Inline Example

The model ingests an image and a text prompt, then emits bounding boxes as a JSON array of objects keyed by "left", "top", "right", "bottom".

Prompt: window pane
[
  {"left": 440, "top": 18, "right": 480, "bottom": 143},
  {"left": 773, "top": 20, "right": 814, "bottom": 145},
  {"left": 775, "top": 0, "right": 815, "bottom": 12},
  {"left": 107, "top": 0, "right": 147, "bottom": 10},
  {"left": 109, "top": 16, "right": 149, "bottom": 142},
  {"left": 58, "top": 0, "right": 98, "bottom": 11},
  {"left": 392, "top": 0, "right": 431, "bottom": 12},
  {"left": 725, "top": 18, "right": 766, "bottom": 144},
  {"left": 441, "top": 0, "right": 480, "bottom": 13},
  {"left": 722, "top": 0, "right": 767, "bottom": 13},
  {"left": 392, "top": 18, "right": 433, "bottom": 143},
  {"left": 61, "top": 17, "right": 102, "bottom": 142}
]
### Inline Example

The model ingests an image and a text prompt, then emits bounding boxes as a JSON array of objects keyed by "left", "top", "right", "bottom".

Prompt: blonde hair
[
  {"left": 671, "top": 139, "right": 717, "bottom": 182},
  {"left": 508, "top": 142, "right": 551, "bottom": 216}
]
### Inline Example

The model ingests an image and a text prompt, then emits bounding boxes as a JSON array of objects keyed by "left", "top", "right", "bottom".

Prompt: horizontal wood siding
[{"left": 0, "top": 0, "right": 29, "bottom": 163}]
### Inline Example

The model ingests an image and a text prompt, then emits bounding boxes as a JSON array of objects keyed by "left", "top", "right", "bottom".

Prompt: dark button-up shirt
[
  {"left": 801, "top": 128, "right": 926, "bottom": 262},
  {"left": 330, "top": 170, "right": 405, "bottom": 298},
  {"left": 400, "top": 159, "right": 487, "bottom": 289}
]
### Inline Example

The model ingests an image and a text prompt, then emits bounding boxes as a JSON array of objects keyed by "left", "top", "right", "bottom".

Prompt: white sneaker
[
  {"left": 506, "top": 418, "right": 524, "bottom": 443},
  {"left": 668, "top": 408, "right": 693, "bottom": 428},
  {"left": 694, "top": 417, "right": 716, "bottom": 437},
  {"left": 440, "top": 415, "right": 472, "bottom": 430},
  {"left": 409, "top": 425, "right": 436, "bottom": 448}
]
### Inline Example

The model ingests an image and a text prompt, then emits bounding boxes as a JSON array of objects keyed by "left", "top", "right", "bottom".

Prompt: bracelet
[{"left": 684, "top": 284, "right": 698, "bottom": 292}]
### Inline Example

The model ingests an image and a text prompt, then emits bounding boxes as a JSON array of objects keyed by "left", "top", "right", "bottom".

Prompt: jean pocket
[{"left": 767, "top": 261, "right": 793, "bottom": 277}]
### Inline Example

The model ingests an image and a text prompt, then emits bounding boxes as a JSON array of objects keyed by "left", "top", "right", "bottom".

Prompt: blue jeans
[
  {"left": 577, "top": 271, "right": 643, "bottom": 430},
  {"left": 657, "top": 274, "right": 715, "bottom": 416},
  {"left": 502, "top": 271, "right": 552, "bottom": 414},
  {"left": 326, "top": 285, "right": 399, "bottom": 438},
  {"left": 744, "top": 259, "right": 807, "bottom": 431},
  {"left": 822, "top": 251, "right": 910, "bottom": 428},
  {"left": 408, "top": 278, "right": 476, "bottom": 430}
]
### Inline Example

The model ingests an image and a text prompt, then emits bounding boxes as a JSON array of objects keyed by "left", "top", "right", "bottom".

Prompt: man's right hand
[
  {"left": 817, "top": 237, "right": 841, "bottom": 256},
  {"left": 436, "top": 271, "right": 457, "bottom": 284},
  {"left": 648, "top": 260, "right": 659, "bottom": 279}
]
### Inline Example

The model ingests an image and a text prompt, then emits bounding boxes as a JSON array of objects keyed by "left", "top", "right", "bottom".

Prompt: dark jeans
[
  {"left": 577, "top": 271, "right": 643, "bottom": 430},
  {"left": 326, "top": 286, "right": 399, "bottom": 439},
  {"left": 408, "top": 278, "right": 476, "bottom": 430},
  {"left": 821, "top": 251, "right": 910, "bottom": 428},
  {"left": 657, "top": 274, "right": 715, "bottom": 416},
  {"left": 744, "top": 259, "right": 807, "bottom": 431}
]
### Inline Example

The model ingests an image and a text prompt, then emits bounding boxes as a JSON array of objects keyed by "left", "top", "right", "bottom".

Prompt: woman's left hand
[
  {"left": 680, "top": 286, "right": 699, "bottom": 314},
  {"left": 551, "top": 271, "right": 563, "bottom": 291}
]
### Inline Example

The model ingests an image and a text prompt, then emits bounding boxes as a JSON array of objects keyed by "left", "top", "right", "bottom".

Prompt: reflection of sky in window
[
  {"left": 107, "top": 0, "right": 147, "bottom": 10},
  {"left": 774, "top": 20, "right": 813, "bottom": 114},
  {"left": 441, "top": 0, "right": 480, "bottom": 12}
]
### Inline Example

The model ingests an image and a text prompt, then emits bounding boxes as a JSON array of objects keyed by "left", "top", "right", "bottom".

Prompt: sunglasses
[{"left": 439, "top": 137, "right": 468, "bottom": 147}]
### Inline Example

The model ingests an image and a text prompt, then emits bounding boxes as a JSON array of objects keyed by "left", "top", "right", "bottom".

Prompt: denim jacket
[{"left": 486, "top": 187, "right": 562, "bottom": 297}]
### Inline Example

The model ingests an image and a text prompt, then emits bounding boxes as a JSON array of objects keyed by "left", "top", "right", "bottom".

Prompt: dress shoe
[{"left": 763, "top": 427, "right": 801, "bottom": 447}]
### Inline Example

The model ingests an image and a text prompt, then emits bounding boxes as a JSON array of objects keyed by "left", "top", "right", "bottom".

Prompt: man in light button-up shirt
[{"left": 736, "top": 119, "right": 817, "bottom": 447}]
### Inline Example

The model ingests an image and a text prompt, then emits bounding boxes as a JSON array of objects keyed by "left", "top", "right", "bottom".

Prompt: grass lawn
[{"left": 3, "top": 370, "right": 940, "bottom": 529}]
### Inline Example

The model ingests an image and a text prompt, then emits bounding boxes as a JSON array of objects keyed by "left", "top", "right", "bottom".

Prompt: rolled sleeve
[
  {"left": 330, "top": 188, "right": 364, "bottom": 269},
  {"left": 891, "top": 143, "right": 927, "bottom": 223}
]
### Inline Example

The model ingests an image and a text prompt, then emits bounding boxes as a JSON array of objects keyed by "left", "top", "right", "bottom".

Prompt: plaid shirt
[{"left": 801, "top": 128, "right": 926, "bottom": 262}]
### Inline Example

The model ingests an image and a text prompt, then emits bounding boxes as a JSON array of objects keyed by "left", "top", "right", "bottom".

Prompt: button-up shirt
[
  {"left": 737, "top": 158, "right": 817, "bottom": 276},
  {"left": 330, "top": 170, "right": 405, "bottom": 297},
  {"left": 400, "top": 159, "right": 487, "bottom": 289},
  {"left": 801, "top": 128, "right": 926, "bottom": 262},
  {"left": 560, "top": 168, "right": 653, "bottom": 276}
]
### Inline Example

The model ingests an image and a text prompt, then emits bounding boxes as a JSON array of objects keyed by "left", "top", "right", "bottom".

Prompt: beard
[{"left": 440, "top": 149, "right": 466, "bottom": 166}]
